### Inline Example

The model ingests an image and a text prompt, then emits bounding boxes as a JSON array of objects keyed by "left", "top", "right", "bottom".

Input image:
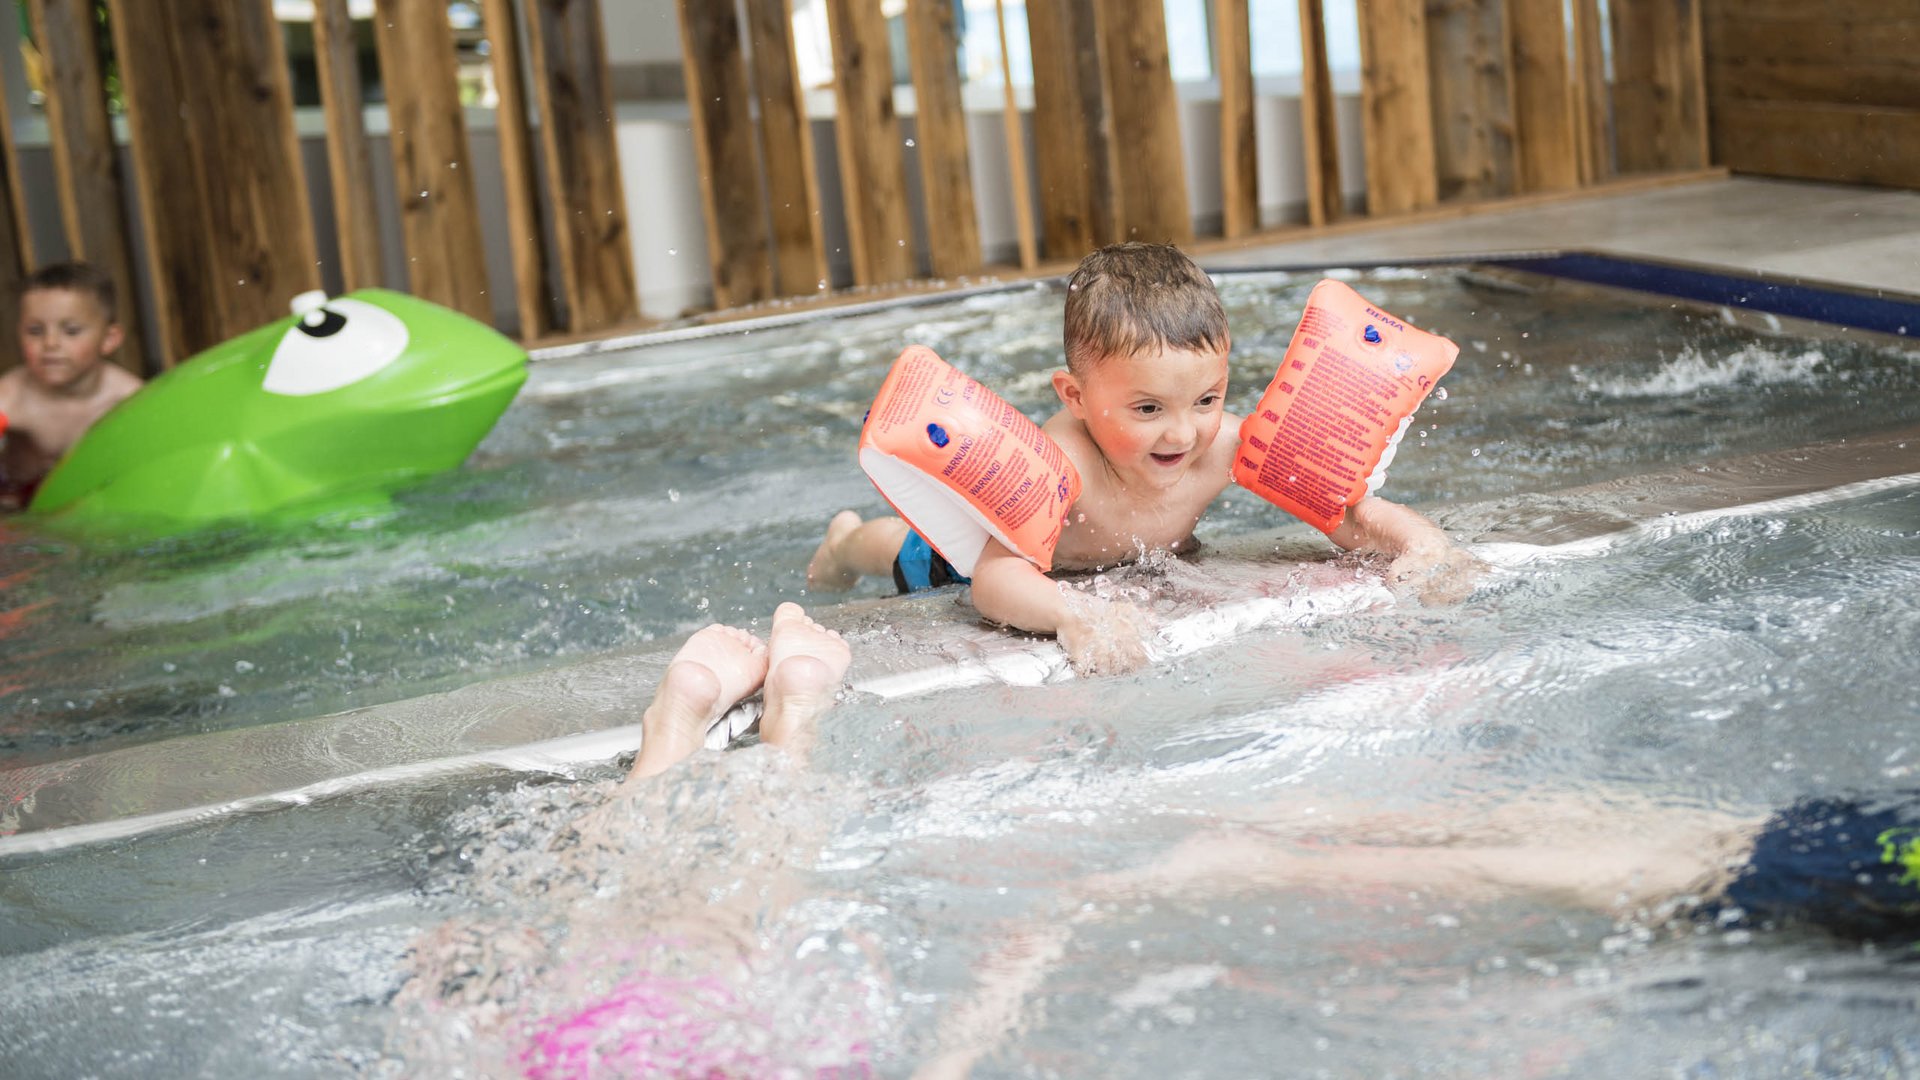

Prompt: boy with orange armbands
[
  {"left": 0, "top": 262, "right": 142, "bottom": 510},
  {"left": 809, "top": 242, "right": 1481, "bottom": 674}
]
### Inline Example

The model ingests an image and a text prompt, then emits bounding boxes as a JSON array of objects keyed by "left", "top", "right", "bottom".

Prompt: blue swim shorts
[
  {"left": 891, "top": 530, "right": 970, "bottom": 594},
  {"left": 1715, "top": 794, "right": 1920, "bottom": 943}
]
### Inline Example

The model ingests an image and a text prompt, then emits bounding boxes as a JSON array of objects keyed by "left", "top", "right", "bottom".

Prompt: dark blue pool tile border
[{"left": 1481, "top": 252, "right": 1919, "bottom": 339}]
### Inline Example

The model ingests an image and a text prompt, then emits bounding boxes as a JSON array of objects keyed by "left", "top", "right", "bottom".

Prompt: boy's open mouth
[{"left": 1150, "top": 451, "right": 1187, "bottom": 466}]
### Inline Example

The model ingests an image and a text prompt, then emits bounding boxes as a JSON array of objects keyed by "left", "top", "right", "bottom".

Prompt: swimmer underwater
[{"left": 810, "top": 242, "right": 1483, "bottom": 673}]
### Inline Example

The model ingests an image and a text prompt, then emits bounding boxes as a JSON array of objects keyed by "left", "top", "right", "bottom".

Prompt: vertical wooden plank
[
  {"left": 1355, "top": 0, "right": 1439, "bottom": 216},
  {"left": 1099, "top": 0, "right": 1192, "bottom": 243},
  {"left": 1025, "top": 0, "right": 1116, "bottom": 257},
  {"left": 1424, "top": 0, "right": 1516, "bottom": 202},
  {"left": 28, "top": 0, "right": 145, "bottom": 373},
  {"left": 1507, "top": 0, "right": 1580, "bottom": 192},
  {"left": 1297, "top": 0, "right": 1343, "bottom": 226},
  {"left": 1354, "top": 0, "right": 1439, "bottom": 216},
  {"left": 1570, "top": 0, "right": 1611, "bottom": 184},
  {"left": 904, "top": 0, "right": 983, "bottom": 277},
  {"left": 824, "top": 0, "right": 916, "bottom": 285},
  {"left": 371, "top": 0, "right": 491, "bottom": 322},
  {"left": 1611, "top": 0, "right": 1709, "bottom": 174},
  {"left": 1214, "top": 0, "right": 1258, "bottom": 237},
  {"left": 107, "top": 0, "right": 320, "bottom": 363},
  {"left": 480, "top": 0, "right": 553, "bottom": 338},
  {"left": 677, "top": 0, "right": 774, "bottom": 309},
  {"left": 311, "top": 0, "right": 385, "bottom": 293},
  {"left": 743, "top": 0, "right": 831, "bottom": 295},
  {"left": 992, "top": 0, "right": 1037, "bottom": 269},
  {"left": 0, "top": 74, "right": 29, "bottom": 371},
  {"left": 524, "top": 0, "right": 639, "bottom": 330}
]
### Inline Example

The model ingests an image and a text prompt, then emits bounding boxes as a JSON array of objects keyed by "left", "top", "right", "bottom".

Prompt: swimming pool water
[{"left": 2, "top": 266, "right": 1918, "bottom": 1076}]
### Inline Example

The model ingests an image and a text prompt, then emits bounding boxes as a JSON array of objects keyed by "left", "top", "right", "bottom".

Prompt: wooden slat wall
[
  {"left": 1099, "top": 0, "right": 1192, "bottom": 243},
  {"left": 1297, "top": 0, "right": 1344, "bottom": 226},
  {"left": 525, "top": 0, "right": 639, "bottom": 331},
  {"left": 824, "top": 0, "right": 916, "bottom": 284},
  {"left": 1024, "top": 0, "right": 1114, "bottom": 258},
  {"left": 1702, "top": 0, "right": 1920, "bottom": 191},
  {"left": 0, "top": 74, "right": 28, "bottom": 371},
  {"left": 743, "top": 0, "right": 830, "bottom": 296},
  {"left": 481, "top": 0, "right": 554, "bottom": 338},
  {"left": 1507, "top": 0, "right": 1580, "bottom": 192},
  {"left": 904, "top": 0, "right": 983, "bottom": 277},
  {"left": 107, "top": 0, "right": 319, "bottom": 364},
  {"left": 311, "top": 0, "right": 384, "bottom": 294},
  {"left": 29, "top": 0, "right": 145, "bottom": 373},
  {"left": 1570, "top": 0, "right": 1611, "bottom": 184},
  {"left": 1214, "top": 0, "right": 1258, "bottom": 238},
  {"left": 370, "top": 0, "right": 491, "bottom": 322},
  {"left": 1611, "top": 0, "right": 1709, "bottom": 174},
  {"left": 1426, "top": 0, "right": 1515, "bottom": 202},
  {"left": 678, "top": 0, "right": 774, "bottom": 309},
  {"left": 1356, "top": 0, "right": 1440, "bottom": 216}
]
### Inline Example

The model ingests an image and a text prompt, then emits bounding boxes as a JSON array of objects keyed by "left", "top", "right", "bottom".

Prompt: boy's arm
[
  {"left": 1326, "top": 495, "right": 1483, "bottom": 603},
  {"left": 969, "top": 538, "right": 1153, "bottom": 675}
]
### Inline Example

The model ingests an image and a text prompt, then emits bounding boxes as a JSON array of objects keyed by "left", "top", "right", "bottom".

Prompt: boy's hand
[
  {"left": 1387, "top": 544, "right": 1485, "bottom": 605},
  {"left": 1056, "top": 590, "right": 1154, "bottom": 675}
]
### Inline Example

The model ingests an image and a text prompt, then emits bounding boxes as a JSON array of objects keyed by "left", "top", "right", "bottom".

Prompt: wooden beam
[
  {"left": 904, "top": 0, "right": 983, "bottom": 277},
  {"left": 825, "top": 0, "right": 916, "bottom": 284},
  {"left": 1570, "top": 0, "right": 1610, "bottom": 184},
  {"left": 744, "top": 0, "right": 831, "bottom": 296},
  {"left": 311, "top": 0, "right": 385, "bottom": 294},
  {"left": 677, "top": 0, "right": 774, "bottom": 309},
  {"left": 1025, "top": 0, "right": 1115, "bottom": 257},
  {"left": 1356, "top": 0, "right": 1439, "bottom": 216},
  {"left": 993, "top": 0, "right": 1037, "bottom": 269},
  {"left": 525, "top": 0, "right": 640, "bottom": 330},
  {"left": 1214, "top": 0, "right": 1258, "bottom": 237},
  {"left": 0, "top": 71, "right": 27, "bottom": 372},
  {"left": 1507, "top": 0, "right": 1580, "bottom": 193},
  {"left": 1710, "top": 101, "right": 1920, "bottom": 190},
  {"left": 370, "top": 1, "right": 491, "bottom": 322},
  {"left": 1610, "top": 0, "right": 1709, "bottom": 174},
  {"left": 481, "top": 0, "right": 553, "bottom": 338},
  {"left": 1099, "top": 0, "right": 1192, "bottom": 243},
  {"left": 1296, "top": 0, "right": 1343, "bottom": 226},
  {"left": 29, "top": 0, "right": 145, "bottom": 373},
  {"left": 1425, "top": 0, "right": 1515, "bottom": 202},
  {"left": 107, "top": 0, "right": 319, "bottom": 364}
]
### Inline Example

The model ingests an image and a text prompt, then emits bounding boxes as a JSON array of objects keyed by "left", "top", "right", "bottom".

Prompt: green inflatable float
[{"left": 30, "top": 289, "right": 528, "bottom": 531}]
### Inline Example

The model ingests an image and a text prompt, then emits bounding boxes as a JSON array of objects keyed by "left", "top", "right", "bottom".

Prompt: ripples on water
[{"left": 1, "top": 269, "right": 1918, "bottom": 1076}]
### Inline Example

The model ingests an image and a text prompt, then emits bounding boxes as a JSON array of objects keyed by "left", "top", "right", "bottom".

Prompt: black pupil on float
[{"left": 296, "top": 309, "right": 348, "bottom": 339}]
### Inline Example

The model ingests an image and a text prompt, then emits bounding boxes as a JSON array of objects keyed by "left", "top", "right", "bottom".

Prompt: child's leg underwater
[{"left": 807, "top": 510, "right": 910, "bottom": 591}]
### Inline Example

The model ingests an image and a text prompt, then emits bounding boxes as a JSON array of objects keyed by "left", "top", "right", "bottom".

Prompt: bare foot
[
  {"left": 760, "top": 602, "right": 851, "bottom": 756},
  {"left": 806, "top": 510, "right": 864, "bottom": 592},
  {"left": 626, "top": 624, "right": 768, "bottom": 779}
]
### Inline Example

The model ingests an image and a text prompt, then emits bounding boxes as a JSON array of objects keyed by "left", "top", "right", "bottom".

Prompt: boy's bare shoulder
[{"left": 98, "top": 364, "right": 144, "bottom": 403}]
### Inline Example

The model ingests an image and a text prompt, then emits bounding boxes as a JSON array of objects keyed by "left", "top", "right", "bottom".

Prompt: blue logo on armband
[
  {"left": 927, "top": 423, "right": 950, "bottom": 447},
  {"left": 1364, "top": 325, "right": 1383, "bottom": 344}
]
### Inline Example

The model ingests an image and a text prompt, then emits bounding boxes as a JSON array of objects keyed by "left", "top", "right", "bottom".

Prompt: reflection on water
[{"left": 1, "top": 268, "right": 1918, "bottom": 1076}]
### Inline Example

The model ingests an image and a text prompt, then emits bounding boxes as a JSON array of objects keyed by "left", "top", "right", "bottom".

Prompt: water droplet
[
  {"left": 667, "top": 248, "right": 678, "bottom": 256},
  {"left": 1433, "top": 386, "right": 1449, "bottom": 400},
  {"left": 667, "top": 488, "right": 682, "bottom": 502},
  {"left": 419, "top": 190, "right": 429, "bottom": 198},
  {"left": 1471, "top": 447, "right": 1482, "bottom": 457},
  {"left": 904, "top": 138, "right": 916, "bottom": 147},
  {"left": 696, "top": 597, "right": 710, "bottom": 611}
]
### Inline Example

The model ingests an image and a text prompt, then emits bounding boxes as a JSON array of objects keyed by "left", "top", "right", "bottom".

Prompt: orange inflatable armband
[
  {"left": 858, "top": 346, "right": 1081, "bottom": 575},
  {"left": 1234, "top": 279, "right": 1458, "bottom": 533}
]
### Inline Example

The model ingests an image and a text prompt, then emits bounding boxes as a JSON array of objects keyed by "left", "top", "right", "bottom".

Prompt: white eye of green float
[{"left": 263, "top": 292, "right": 411, "bottom": 397}]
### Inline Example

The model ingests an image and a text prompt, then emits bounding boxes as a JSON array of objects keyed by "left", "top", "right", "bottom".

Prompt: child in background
[
  {"left": 809, "top": 242, "right": 1480, "bottom": 674},
  {"left": 0, "top": 262, "right": 142, "bottom": 509}
]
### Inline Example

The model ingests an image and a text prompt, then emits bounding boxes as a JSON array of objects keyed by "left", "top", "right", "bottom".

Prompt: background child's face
[
  {"left": 1055, "top": 345, "right": 1230, "bottom": 486},
  {"left": 19, "top": 287, "right": 122, "bottom": 391}
]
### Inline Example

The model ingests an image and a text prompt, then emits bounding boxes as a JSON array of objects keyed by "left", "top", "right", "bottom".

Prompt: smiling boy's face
[
  {"left": 19, "top": 287, "right": 123, "bottom": 394},
  {"left": 1053, "top": 343, "right": 1230, "bottom": 490}
]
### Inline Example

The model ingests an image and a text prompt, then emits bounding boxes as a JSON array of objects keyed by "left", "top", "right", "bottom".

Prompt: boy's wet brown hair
[
  {"left": 21, "top": 261, "right": 117, "bottom": 324},
  {"left": 1062, "top": 242, "right": 1229, "bottom": 374}
]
